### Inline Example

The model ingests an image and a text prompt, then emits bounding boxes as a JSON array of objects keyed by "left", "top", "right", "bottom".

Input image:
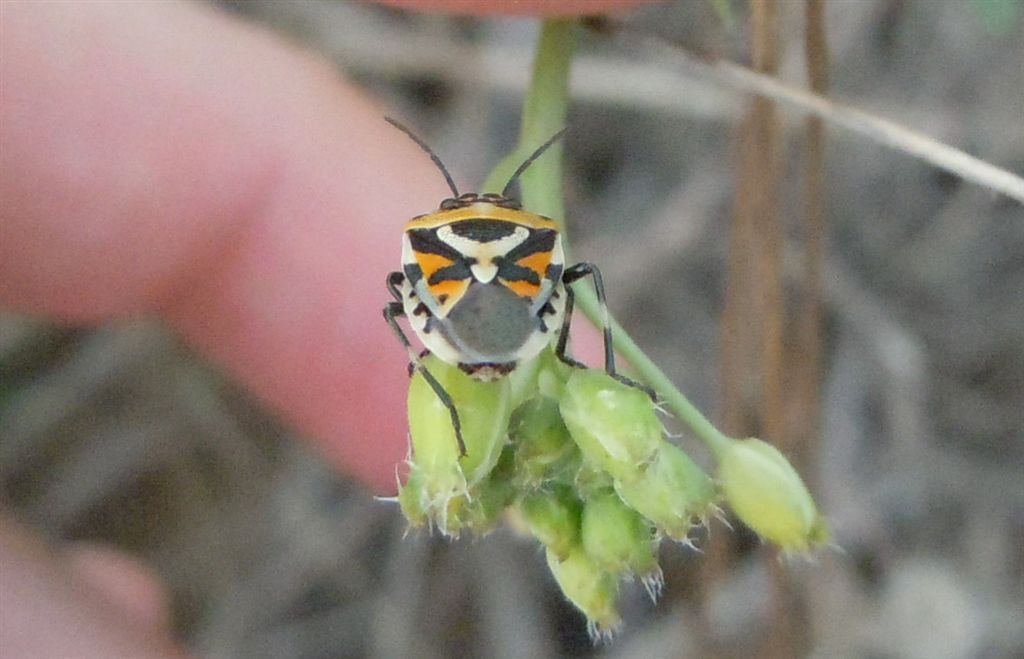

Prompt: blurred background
[{"left": 1, "top": 1, "right": 1022, "bottom": 657}]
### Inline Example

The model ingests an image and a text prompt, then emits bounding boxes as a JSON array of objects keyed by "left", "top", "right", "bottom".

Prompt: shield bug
[{"left": 383, "top": 118, "right": 648, "bottom": 456}]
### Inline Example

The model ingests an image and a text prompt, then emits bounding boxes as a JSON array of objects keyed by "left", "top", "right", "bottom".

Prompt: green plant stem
[
  {"left": 574, "top": 289, "right": 733, "bottom": 458},
  {"left": 493, "top": 19, "right": 733, "bottom": 460},
  {"left": 482, "top": 19, "right": 573, "bottom": 219}
]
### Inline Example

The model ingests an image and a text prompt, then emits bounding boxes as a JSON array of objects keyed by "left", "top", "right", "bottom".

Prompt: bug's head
[
  {"left": 385, "top": 117, "right": 566, "bottom": 212},
  {"left": 439, "top": 192, "right": 522, "bottom": 211}
]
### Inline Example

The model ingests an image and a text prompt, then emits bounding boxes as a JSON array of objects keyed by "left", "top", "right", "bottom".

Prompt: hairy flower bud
[
  {"left": 397, "top": 463, "right": 469, "bottom": 536},
  {"left": 559, "top": 369, "right": 662, "bottom": 481},
  {"left": 535, "top": 347, "right": 572, "bottom": 400},
  {"left": 397, "top": 466, "right": 428, "bottom": 528},
  {"left": 546, "top": 547, "right": 621, "bottom": 638},
  {"left": 718, "top": 437, "right": 829, "bottom": 551},
  {"left": 398, "top": 464, "right": 515, "bottom": 537},
  {"left": 507, "top": 353, "right": 543, "bottom": 411},
  {"left": 462, "top": 447, "right": 517, "bottom": 532},
  {"left": 519, "top": 486, "right": 582, "bottom": 560},
  {"left": 581, "top": 490, "right": 658, "bottom": 578},
  {"left": 407, "top": 355, "right": 511, "bottom": 482},
  {"left": 614, "top": 442, "right": 717, "bottom": 542},
  {"left": 573, "top": 461, "right": 615, "bottom": 500},
  {"left": 510, "top": 395, "right": 577, "bottom": 487},
  {"left": 405, "top": 356, "right": 512, "bottom": 535}
]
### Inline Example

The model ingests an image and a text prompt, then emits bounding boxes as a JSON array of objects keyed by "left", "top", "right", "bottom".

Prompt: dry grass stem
[{"left": 599, "top": 17, "right": 1024, "bottom": 205}]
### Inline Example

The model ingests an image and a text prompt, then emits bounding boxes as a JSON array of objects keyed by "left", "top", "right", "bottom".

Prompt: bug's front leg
[
  {"left": 383, "top": 299, "right": 467, "bottom": 457},
  {"left": 386, "top": 271, "right": 405, "bottom": 302},
  {"left": 387, "top": 271, "right": 428, "bottom": 377},
  {"left": 560, "top": 262, "right": 657, "bottom": 400}
]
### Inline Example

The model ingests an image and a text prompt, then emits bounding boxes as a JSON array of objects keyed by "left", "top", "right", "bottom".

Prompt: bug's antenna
[
  {"left": 385, "top": 117, "right": 460, "bottom": 198},
  {"left": 501, "top": 127, "right": 568, "bottom": 198}
]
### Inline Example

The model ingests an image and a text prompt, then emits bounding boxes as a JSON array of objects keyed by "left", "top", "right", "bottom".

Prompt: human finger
[
  {"left": 371, "top": 0, "right": 660, "bottom": 16},
  {"left": 0, "top": 515, "right": 190, "bottom": 658},
  {"left": 1, "top": 2, "right": 444, "bottom": 491},
  {"left": 67, "top": 544, "right": 172, "bottom": 633}
]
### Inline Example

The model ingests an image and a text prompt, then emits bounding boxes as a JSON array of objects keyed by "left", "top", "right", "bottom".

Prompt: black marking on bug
[
  {"left": 407, "top": 229, "right": 464, "bottom": 259},
  {"left": 448, "top": 219, "right": 520, "bottom": 242},
  {"left": 428, "top": 262, "right": 474, "bottom": 285},
  {"left": 404, "top": 263, "right": 423, "bottom": 287},
  {"left": 458, "top": 361, "right": 518, "bottom": 378},
  {"left": 494, "top": 261, "right": 541, "bottom": 285},
  {"left": 503, "top": 228, "right": 557, "bottom": 261}
]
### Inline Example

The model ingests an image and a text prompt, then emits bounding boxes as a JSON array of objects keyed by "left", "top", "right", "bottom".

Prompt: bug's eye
[{"left": 440, "top": 198, "right": 461, "bottom": 210}]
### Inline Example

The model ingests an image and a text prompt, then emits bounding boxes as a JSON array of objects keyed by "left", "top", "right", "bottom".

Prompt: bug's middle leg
[
  {"left": 554, "top": 285, "right": 587, "bottom": 370},
  {"left": 560, "top": 262, "right": 656, "bottom": 400}
]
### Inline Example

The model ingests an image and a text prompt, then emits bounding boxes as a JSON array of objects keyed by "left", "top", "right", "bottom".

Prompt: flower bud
[
  {"left": 399, "top": 468, "right": 515, "bottom": 538},
  {"left": 461, "top": 447, "right": 517, "bottom": 532},
  {"left": 546, "top": 547, "right": 621, "bottom": 638},
  {"left": 535, "top": 347, "right": 572, "bottom": 401},
  {"left": 408, "top": 355, "right": 511, "bottom": 485},
  {"left": 717, "top": 437, "right": 829, "bottom": 551},
  {"left": 398, "top": 466, "right": 428, "bottom": 528},
  {"left": 614, "top": 442, "right": 717, "bottom": 542},
  {"left": 510, "top": 395, "right": 577, "bottom": 487},
  {"left": 403, "top": 356, "right": 513, "bottom": 536},
  {"left": 398, "top": 464, "right": 470, "bottom": 537},
  {"left": 518, "top": 486, "right": 581, "bottom": 560},
  {"left": 573, "top": 461, "right": 615, "bottom": 500},
  {"left": 581, "top": 490, "right": 658, "bottom": 578},
  {"left": 507, "top": 353, "right": 543, "bottom": 411},
  {"left": 559, "top": 369, "right": 662, "bottom": 482}
]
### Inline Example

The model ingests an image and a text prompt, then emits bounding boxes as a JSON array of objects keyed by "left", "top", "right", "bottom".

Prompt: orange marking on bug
[
  {"left": 503, "top": 278, "right": 542, "bottom": 299},
  {"left": 415, "top": 252, "right": 454, "bottom": 281},
  {"left": 516, "top": 251, "right": 553, "bottom": 281},
  {"left": 428, "top": 278, "right": 470, "bottom": 308}
]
